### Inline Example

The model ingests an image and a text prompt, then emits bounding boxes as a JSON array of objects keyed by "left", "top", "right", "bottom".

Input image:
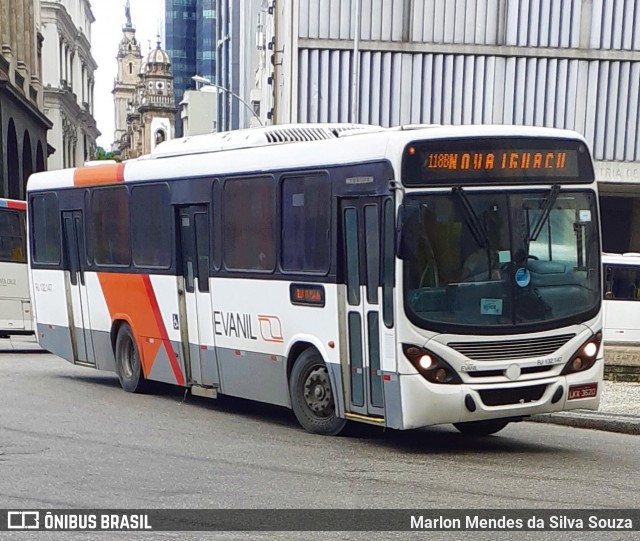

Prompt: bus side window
[
  {"left": 223, "top": 176, "right": 276, "bottom": 272},
  {"left": 604, "top": 266, "right": 613, "bottom": 299},
  {"left": 0, "top": 211, "right": 25, "bottom": 263}
]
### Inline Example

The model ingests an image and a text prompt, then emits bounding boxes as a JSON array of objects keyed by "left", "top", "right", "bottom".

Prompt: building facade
[
  {"left": 258, "top": 0, "right": 640, "bottom": 253},
  {"left": 112, "top": 1, "right": 142, "bottom": 152},
  {"left": 165, "top": 0, "right": 216, "bottom": 135},
  {"left": 0, "top": 0, "right": 51, "bottom": 199},
  {"left": 118, "top": 41, "right": 176, "bottom": 160},
  {"left": 113, "top": 5, "right": 176, "bottom": 160},
  {"left": 41, "top": 0, "right": 99, "bottom": 170},
  {"left": 216, "top": 0, "right": 264, "bottom": 131},
  {"left": 180, "top": 88, "right": 218, "bottom": 136}
]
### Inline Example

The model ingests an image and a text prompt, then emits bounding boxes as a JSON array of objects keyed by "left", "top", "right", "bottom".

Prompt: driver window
[{"left": 406, "top": 202, "right": 462, "bottom": 287}]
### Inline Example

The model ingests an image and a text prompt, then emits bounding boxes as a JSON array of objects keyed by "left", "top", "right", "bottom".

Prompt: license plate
[{"left": 568, "top": 383, "right": 598, "bottom": 400}]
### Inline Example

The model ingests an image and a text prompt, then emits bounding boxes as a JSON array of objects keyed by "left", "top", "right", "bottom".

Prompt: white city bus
[
  {"left": 602, "top": 252, "right": 640, "bottom": 344},
  {"left": 27, "top": 124, "right": 603, "bottom": 436},
  {"left": 0, "top": 198, "right": 32, "bottom": 338}
]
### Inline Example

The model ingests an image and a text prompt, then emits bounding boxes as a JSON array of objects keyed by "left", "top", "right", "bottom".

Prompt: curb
[{"left": 529, "top": 411, "right": 640, "bottom": 435}]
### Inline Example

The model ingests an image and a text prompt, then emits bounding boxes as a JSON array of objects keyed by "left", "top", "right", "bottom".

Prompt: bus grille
[
  {"left": 448, "top": 334, "right": 575, "bottom": 361},
  {"left": 478, "top": 384, "right": 547, "bottom": 406},
  {"left": 466, "top": 366, "right": 554, "bottom": 378}
]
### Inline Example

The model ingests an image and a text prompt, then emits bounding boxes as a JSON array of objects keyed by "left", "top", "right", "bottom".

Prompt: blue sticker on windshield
[{"left": 515, "top": 267, "right": 531, "bottom": 288}]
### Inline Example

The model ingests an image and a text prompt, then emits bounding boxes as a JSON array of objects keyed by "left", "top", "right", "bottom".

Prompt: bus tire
[
  {"left": 289, "top": 349, "right": 347, "bottom": 436},
  {"left": 115, "top": 323, "right": 146, "bottom": 393},
  {"left": 453, "top": 419, "right": 510, "bottom": 436}
]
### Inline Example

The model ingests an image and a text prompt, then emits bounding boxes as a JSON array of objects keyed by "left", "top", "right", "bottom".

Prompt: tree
[{"left": 95, "top": 146, "right": 120, "bottom": 162}]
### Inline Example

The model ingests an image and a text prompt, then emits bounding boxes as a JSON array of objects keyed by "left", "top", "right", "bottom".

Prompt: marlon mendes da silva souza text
[{"left": 409, "top": 515, "right": 634, "bottom": 530}]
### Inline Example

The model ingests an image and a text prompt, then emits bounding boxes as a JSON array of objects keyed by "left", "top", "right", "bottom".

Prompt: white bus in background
[
  {"left": 602, "top": 253, "right": 640, "bottom": 344},
  {"left": 0, "top": 198, "right": 32, "bottom": 338},
  {"left": 27, "top": 123, "right": 603, "bottom": 437}
]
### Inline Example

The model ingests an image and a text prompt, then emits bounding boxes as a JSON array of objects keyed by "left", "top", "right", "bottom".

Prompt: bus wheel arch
[
  {"left": 114, "top": 321, "right": 147, "bottom": 393},
  {"left": 288, "top": 346, "right": 347, "bottom": 436},
  {"left": 110, "top": 319, "right": 125, "bottom": 354}
]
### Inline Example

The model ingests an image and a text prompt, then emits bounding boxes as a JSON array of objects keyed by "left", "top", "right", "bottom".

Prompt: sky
[{"left": 91, "top": 0, "right": 165, "bottom": 148}]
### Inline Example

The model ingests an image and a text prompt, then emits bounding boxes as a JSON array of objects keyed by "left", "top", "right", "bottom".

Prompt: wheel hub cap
[{"left": 304, "top": 367, "right": 332, "bottom": 415}]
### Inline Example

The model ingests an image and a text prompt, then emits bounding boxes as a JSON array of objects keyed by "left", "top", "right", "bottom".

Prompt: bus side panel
[
  {"left": 84, "top": 271, "right": 116, "bottom": 373},
  {"left": 94, "top": 273, "right": 187, "bottom": 386},
  {"left": 210, "top": 278, "right": 290, "bottom": 407},
  {"left": 148, "top": 274, "right": 187, "bottom": 386},
  {"left": 31, "top": 269, "right": 75, "bottom": 362},
  {"left": 210, "top": 279, "right": 341, "bottom": 409},
  {"left": 0, "top": 262, "right": 31, "bottom": 333},
  {"left": 603, "top": 300, "right": 640, "bottom": 343}
]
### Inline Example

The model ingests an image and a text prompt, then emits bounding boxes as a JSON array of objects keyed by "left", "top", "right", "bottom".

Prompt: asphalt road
[{"left": 0, "top": 349, "right": 638, "bottom": 540}]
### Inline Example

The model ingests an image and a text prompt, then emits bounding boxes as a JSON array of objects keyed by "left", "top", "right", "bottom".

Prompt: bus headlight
[
  {"left": 402, "top": 344, "right": 462, "bottom": 384},
  {"left": 561, "top": 332, "right": 602, "bottom": 375}
]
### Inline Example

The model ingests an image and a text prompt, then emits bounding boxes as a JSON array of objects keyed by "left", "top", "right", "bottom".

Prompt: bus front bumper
[{"left": 396, "top": 361, "right": 604, "bottom": 430}]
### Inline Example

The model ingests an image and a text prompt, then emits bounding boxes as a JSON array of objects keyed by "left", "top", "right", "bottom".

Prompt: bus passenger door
[
  {"left": 178, "top": 206, "right": 219, "bottom": 388},
  {"left": 61, "top": 210, "right": 95, "bottom": 365},
  {"left": 340, "top": 198, "right": 385, "bottom": 418}
]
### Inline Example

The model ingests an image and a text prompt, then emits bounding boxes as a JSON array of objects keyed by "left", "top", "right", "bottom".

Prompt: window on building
[{"left": 155, "top": 130, "right": 166, "bottom": 146}]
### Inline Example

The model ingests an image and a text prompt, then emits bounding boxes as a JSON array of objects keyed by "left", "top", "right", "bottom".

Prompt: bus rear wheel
[
  {"left": 453, "top": 419, "right": 510, "bottom": 436},
  {"left": 115, "top": 323, "right": 147, "bottom": 393},
  {"left": 289, "top": 349, "right": 346, "bottom": 436}
]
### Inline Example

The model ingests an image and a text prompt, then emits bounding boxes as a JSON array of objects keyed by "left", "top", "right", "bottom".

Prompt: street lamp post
[
  {"left": 192, "top": 75, "right": 264, "bottom": 128},
  {"left": 351, "top": 0, "right": 361, "bottom": 124}
]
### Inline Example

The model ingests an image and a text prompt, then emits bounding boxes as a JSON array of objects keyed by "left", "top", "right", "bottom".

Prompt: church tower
[
  {"left": 137, "top": 38, "right": 176, "bottom": 155},
  {"left": 112, "top": 1, "right": 142, "bottom": 151}
]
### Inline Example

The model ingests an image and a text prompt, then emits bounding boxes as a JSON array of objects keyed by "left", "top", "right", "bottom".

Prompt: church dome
[{"left": 147, "top": 44, "right": 171, "bottom": 67}]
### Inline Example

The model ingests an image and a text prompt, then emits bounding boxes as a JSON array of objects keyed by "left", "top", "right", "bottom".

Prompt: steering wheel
[{"left": 527, "top": 255, "right": 539, "bottom": 260}]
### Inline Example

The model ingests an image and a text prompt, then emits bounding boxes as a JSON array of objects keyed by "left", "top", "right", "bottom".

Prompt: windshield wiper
[
  {"left": 452, "top": 186, "right": 489, "bottom": 248},
  {"left": 529, "top": 185, "right": 560, "bottom": 241}
]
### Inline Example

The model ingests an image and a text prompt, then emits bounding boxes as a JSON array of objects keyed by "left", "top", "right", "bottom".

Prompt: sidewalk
[
  {"left": 0, "top": 334, "right": 43, "bottom": 352},
  {"left": 529, "top": 344, "right": 640, "bottom": 435},
  {"left": 530, "top": 380, "right": 640, "bottom": 435}
]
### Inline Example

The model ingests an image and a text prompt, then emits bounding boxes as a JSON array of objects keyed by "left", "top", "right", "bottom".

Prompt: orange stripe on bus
[
  {"left": 141, "top": 275, "right": 185, "bottom": 386},
  {"left": 73, "top": 163, "right": 125, "bottom": 186},
  {"left": 97, "top": 273, "right": 184, "bottom": 385}
]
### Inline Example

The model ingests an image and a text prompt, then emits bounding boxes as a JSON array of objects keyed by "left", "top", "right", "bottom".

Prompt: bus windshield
[{"left": 402, "top": 189, "right": 600, "bottom": 332}]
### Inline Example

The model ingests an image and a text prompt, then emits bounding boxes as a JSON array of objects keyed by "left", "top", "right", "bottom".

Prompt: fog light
[
  {"left": 572, "top": 357, "right": 583, "bottom": 371},
  {"left": 419, "top": 355, "right": 434, "bottom": 370}
]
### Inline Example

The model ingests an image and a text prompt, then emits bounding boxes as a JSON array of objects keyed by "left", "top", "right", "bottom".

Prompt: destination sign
[
  {"left": 402, "top": 137, "right": 594, "bottom": 185},
  {"left": 424, "top": 150, "right": 570, "bottom": 174}
]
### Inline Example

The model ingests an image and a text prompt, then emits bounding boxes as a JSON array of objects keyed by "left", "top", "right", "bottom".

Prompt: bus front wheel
[
  {"left": 115, "top": 323, "right": 147, "bottom": 393},
  {"left": 453, "top": 419, "right": 510, "bottom": 436},
  {"left": 289, "top": 349, "right": 347, "bottom": 436}
]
